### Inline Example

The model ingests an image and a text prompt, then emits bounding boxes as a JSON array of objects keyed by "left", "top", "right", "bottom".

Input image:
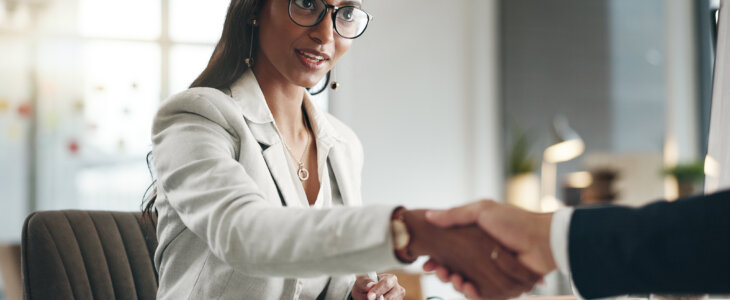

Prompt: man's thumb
[{"left": 425, "top": 201, "right": 485, "bottom": 227}]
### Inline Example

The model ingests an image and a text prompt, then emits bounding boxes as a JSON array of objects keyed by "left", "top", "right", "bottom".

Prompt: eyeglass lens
[{"left": 289, "top": 0, "right": 369, "bottom": 38}]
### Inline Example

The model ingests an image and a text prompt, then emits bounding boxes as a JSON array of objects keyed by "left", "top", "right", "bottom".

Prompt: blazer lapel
[
  {"left": 328, "top": 146, "right": 360, "bottom": 207},
  {"left": 247, "top": 121, "right": 303, "bottom": 209},
  {"left": 261, "top": 141, "right": 303, "bottom": 208},
  {"left": 227, "top": 70, "right": 304, "bottom": 208}
]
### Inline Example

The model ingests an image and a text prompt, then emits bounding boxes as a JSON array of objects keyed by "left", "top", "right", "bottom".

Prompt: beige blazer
[{"left": 151, "top": 70, "right": 404, "bottom": 300}]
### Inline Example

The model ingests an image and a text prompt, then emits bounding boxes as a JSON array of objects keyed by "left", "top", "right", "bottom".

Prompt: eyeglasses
[{"left": 288, "top": 0, "right": 373, "bottom": 39}]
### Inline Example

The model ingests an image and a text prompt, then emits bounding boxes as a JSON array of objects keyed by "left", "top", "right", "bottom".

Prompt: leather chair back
[{"left": 21, "top": 210, "right": 158, "bottom": 300}]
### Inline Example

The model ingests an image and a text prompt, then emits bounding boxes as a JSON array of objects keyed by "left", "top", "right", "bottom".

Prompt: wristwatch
[{"left": 391, "top": 208, "right": 415, "bottom": 263}]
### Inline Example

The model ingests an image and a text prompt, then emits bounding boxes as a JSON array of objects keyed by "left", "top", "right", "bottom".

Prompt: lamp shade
[{"left": 543, "top": 115, "right": 585, "bottom": 163}]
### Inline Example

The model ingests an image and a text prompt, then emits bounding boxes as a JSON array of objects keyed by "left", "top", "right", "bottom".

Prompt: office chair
[{"left": 21, "top": 210, "right": 158, "bottom": 300}]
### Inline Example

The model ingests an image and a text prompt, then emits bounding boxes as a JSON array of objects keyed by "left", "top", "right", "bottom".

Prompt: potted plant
[
  {"left": 663, "top": 162, "right": 705, "bottom": 197},
  {"left": 505, "top": 129, "right": 540, "bottom": 211}
]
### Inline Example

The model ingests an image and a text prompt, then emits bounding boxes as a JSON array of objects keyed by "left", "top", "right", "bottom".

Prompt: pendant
[{"left": 297, "top": 162, "right": 310, "bottom": 181}]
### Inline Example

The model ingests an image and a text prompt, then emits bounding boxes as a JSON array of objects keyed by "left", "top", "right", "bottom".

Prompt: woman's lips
[{"left": 295, "top": 49, "right": 329, "bottom": 70}]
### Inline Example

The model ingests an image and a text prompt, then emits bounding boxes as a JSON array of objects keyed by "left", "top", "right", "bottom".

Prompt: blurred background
[{"left": 0, "top": 0, "right": 721, "bottom": 299}]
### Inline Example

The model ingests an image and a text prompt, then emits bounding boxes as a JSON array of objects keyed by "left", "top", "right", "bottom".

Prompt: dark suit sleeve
[{"left": 569, "top": 189, "right": 730, "bottom": 299}]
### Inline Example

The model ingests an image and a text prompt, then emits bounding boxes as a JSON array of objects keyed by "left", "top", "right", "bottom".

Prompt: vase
[
  {"left": 505, "top": 173, "right": 541, "bottom": 211},
  {"left": 676, "top": 180, "right": 699, "bottom": 197}
]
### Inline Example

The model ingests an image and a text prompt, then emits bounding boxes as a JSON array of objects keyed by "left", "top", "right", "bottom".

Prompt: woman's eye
[
  {"left": 294, "top": 0, "right": 316, "bottom": 10},
  {"left": 338, "top": 8, "right": 355, "bottom": 21}
]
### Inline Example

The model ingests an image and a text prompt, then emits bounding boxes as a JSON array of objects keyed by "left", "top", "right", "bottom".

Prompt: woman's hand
[{"left": 351, "top": 274, "right": 406, "bottom": 300}]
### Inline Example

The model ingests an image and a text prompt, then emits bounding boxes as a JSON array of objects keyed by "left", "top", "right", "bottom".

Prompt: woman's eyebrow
[{"left": 337, "top": 0, "right": 362, "bottom": 8}]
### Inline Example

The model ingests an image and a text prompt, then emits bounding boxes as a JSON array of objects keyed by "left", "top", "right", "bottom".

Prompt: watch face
[{"left": 392, "top": 219, "right": 410, "bottom": 249}]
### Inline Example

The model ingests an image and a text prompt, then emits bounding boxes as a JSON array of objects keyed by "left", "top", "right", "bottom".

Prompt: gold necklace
[{"left": 283, "top": 129, "right": 311, "bottom": 181}]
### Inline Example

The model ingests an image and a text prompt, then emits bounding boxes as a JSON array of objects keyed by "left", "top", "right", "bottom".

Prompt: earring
[
  {"left": 329, "top": 68, "right": 340, "bottom": 90},
  {"left": 245, "top": 19, "right": 258, "bottom": 68}
]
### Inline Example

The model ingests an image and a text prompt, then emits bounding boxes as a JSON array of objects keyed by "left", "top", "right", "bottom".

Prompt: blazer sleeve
[
  {"left": 568, "top": 189, "right": 730, "bottom": 298},
  {"left": 151, "top": 89, "right": 405, "bottom": 277}
]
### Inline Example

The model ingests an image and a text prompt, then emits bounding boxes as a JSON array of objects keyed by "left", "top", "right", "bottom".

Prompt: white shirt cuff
[{"left": 549, "top": 207, "right": 574, "bottom": 275}]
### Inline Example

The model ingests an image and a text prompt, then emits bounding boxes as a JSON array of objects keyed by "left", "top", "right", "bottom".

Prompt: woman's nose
[{"left": 309, "top": 10, "right": 335, "bottom": 44}]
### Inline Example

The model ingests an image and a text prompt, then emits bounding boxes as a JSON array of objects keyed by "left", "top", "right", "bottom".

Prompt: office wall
[
  {"left": 331, "top": 0, "right": 502, "bottom": 209},
  {"left": 500, "top": 0, "right": 673, "bottom": 207},
  {"left": 609, "top": 0, "right": 666, "bottom": 154},
  {"left": 0, "top": 38, "right": 31, "bottom": 244},
  {"left": 501, "top": 0, "right": 613, "bottom": 166}
]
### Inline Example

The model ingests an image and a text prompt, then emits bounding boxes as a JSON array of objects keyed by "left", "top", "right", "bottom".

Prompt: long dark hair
[
  {"left": 191, "top": 0, "right": 263, "bottom": 89},
  {"left": 142, "top": 0, "right": 262, "bottom": 223}
]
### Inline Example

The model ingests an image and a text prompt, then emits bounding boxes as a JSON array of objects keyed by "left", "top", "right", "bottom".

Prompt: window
[
  {"left": 0, "top": 0, "right": 227, "bottom": 213},
  {"left": 0, "top": 0, "right": 331, "bottom": 215}
]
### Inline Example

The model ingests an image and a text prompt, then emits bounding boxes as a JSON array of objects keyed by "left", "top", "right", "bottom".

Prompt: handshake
[{"left": 398, "top": 201, "right": 557, "bottom": 299}]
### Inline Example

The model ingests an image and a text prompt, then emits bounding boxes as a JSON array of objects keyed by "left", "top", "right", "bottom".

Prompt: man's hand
[
  {"left": 351, "top": 274, "right": 406, "bottom": 300},
  {"left": 422, "top": 200, "right": 557, "bottom": 297},
  {"left": 402, "top": 209, "right": 541, "bottom": 299}
]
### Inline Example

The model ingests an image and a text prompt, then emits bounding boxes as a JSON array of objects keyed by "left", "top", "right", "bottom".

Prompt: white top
[
  {"left": 285, "top": 98, "right": 347, "bottom": 298},
  {"left": 295, "top": 163, "right": 339, "bottom": 298}
]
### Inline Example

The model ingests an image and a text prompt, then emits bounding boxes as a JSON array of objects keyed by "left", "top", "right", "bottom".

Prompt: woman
[
  {"left": 146, "top": 0, "right": 539, "bottom": 299},
  {"left": 148, "top": 0, "right": 406, "bottom": 298}
]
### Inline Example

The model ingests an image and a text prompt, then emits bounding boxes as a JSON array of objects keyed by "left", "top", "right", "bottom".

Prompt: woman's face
[{"left": 255, "top": 0, "right": 359, "bottom": 88}]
